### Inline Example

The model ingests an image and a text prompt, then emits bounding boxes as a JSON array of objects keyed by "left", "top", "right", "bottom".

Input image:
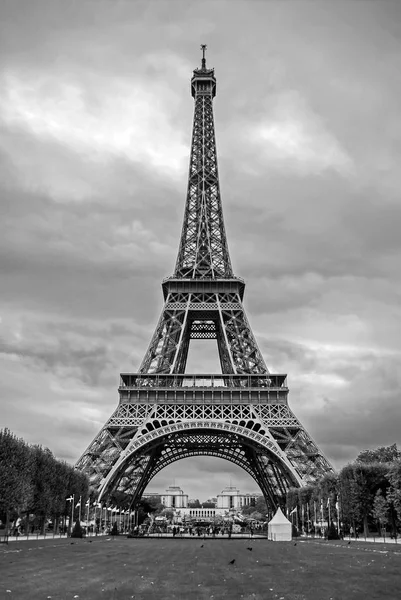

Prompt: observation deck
[
  {"left": 118, "top": 373, "right": 289, "bottom": 405},
  {"left": 162, "top": 276, "right": 245, "bottom": 301}
]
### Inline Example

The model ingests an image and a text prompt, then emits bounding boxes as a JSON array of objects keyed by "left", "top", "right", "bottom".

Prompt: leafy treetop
[{"left": 356, "top": 444, "right": 400, "bottom": 464}]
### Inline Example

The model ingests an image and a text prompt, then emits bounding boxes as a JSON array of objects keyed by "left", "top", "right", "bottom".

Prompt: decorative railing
[
  {"left": 162, "top": 275, "right": 245, "bottom": 285},
  {"left": 119, "top": 373, "right": 287, "bottom": 389}
]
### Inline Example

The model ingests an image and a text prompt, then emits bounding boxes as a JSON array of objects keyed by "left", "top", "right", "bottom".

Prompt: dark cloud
[{"left": 0, "top": 0, "right": 400, "bottom": 499}]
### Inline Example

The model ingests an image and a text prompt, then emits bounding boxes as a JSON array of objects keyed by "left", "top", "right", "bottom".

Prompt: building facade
[
  {"left": 145, "top": 484, "right": 262, "bottom": 514},
  {"left": 143, "top": 485, "right": 188, "bottom": 508},
  {"left": 176, "top": 507, "right": 224, "bottom": 521},
  {"left": 216, "top": 486, "right": 263, "bottom": 509}
]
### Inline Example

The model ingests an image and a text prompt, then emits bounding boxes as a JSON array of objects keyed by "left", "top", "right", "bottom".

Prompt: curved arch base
[{"left": 98, "top": 428, "right": 298, "bottom": 509}]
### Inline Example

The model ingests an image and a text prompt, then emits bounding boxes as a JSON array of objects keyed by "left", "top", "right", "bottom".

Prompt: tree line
[
  {"left": 2, "top": 426, "right": 400, "bottom": 539},
  {"left": 286, "top": 444, "right": 401, "bottom": 538},
  {"left": 0, "top": 428, "right": 89, "bottom": 534}
]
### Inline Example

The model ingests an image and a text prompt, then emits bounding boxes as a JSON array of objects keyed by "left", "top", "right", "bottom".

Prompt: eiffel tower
[{"left": 76, "top": 46, "right": 333, "bottom": 509}]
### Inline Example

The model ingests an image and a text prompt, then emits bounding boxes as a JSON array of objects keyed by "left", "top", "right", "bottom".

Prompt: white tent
[{"left": 268, "top": 507, "right": 292, "bottom": 541}]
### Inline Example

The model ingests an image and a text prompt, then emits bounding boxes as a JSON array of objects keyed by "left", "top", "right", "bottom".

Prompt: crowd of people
[{"left": 127, "top": 521, "right": 264, "bottom": 538}]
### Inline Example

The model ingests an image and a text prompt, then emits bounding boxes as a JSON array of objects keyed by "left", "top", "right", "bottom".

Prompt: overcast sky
[{"left": 1, "top": 0, "right": 401, "bottom": 501}]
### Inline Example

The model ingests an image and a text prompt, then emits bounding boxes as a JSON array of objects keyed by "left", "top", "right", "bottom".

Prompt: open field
[{"left": 1, "top": 537, "right": 401, "bottom": 600}]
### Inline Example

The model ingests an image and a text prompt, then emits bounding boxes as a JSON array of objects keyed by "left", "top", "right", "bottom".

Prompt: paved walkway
[
  {"left": 0, "top": 532, "right": 105, "bottom": 544},
  {"left": 344, "top": 535, "right": 399, "bottom": 545},
  {"left": 1, "top": 532, "right": 265, "bottom": 543},
  {"left": 300, "top": 534, "right": 400, "bottom": 545},
  {"left": 2, "top": 532, "right": 399, "bottom": 544}
]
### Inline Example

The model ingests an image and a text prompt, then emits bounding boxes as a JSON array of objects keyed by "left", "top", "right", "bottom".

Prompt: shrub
[
  {"left": 327, "top": 522, "right": 340, "bottom": 540},
  {"left": 71, "top": 520, "right": 84, "bottom": 538}
]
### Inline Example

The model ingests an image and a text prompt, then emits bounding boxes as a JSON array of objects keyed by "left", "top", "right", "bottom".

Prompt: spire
[
  {"left": 201, "top": 43, "right": 207, "bottom": 69},
  {"left": 173, "top": 48, "right": 233, "bottom": 279}
]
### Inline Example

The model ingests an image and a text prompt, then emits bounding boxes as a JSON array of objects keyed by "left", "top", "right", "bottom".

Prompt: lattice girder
[
  {"left": 139, "top": 290, "right": 267, "bottom": 375},
  {"left": 174, "top": 66, "right": 232, "bottom": 279},
  {"left": 86, "top": 396, "right": 331, "bottom": 502},
  {"left": 77, "top": 391, "right": 333, "bottom": 503}
]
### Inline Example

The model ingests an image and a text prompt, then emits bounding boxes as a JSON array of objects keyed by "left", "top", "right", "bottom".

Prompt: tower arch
[{"left": 96, "top": 421, "right": 303, "bottom": 508}]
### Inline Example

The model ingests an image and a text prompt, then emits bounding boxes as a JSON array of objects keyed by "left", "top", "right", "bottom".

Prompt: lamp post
[
  {"left": 75, "top": 496, "right": 82, "bottom": 524},
  {"left": 66, "top": 494, "right": 74, "bottom": 536},
  {"left": 85, "top": 499, "right": 90, "bottom": 533},
  {"left": 93, "top": 502, "right": 98, "bottom": 536}
]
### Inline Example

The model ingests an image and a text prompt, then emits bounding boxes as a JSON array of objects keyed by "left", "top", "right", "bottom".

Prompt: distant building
[
  {"left": 217, "top": 486, "right": 262, "bottom": 509},
  {"left": 143, "top": 485, "right": 188, "bottom": 508},
  {"left": 241, "top": 492, "right": 264, "bottom": 507},
  {"left": 161, "top": 485, "right": 188, "bottom": 508},
  {"left": 176, "top": 507, "right": 223, "bottom": 521},
  {"left": 144, "top": 484, "right": 262, "bottom": 517}
]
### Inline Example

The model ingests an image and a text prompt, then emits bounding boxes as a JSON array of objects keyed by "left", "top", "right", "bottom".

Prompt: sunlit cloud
[
  {"left": 296, "top": 372, "right": 348, "bottom": 388},
  {"left": 250, "top": 91, "right": 353, "bottom": 176},
  {"left": 0, "top": 69, "right": 189, "bottom": 177},
  {"left": 257, "top": 119, "right": 351, "bottom": 174}
]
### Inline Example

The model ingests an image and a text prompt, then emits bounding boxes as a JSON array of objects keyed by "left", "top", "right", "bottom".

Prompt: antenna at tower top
[{"left": 201, "top": 44, "right": 207, "bottom": 69}]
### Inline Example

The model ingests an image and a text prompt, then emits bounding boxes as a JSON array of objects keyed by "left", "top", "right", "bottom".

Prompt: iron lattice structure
[{"left": 76, "top": 48, "right": 333, "bottom": 509}]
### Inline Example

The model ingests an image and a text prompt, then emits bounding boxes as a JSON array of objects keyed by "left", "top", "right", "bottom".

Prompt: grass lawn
[{"left": 1, "top": 536, "right": 401, "bottom": 600}]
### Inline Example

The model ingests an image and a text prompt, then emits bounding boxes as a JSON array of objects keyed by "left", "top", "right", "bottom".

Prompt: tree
[
  {"left": 254, "top": 497, "right": 268, "bottom": 516},
  {"left": 68, "top": 468, "right": 89, "bottom": 513},
  {"left": 338, "top": 462, "right": 389, "bottom": 537},
  {"left": 297, "top": 485, "right": 315, "bottom": 532},
  {"left": 109, "top": 490, "right": 132, "bottom": 512},
  {"left": 372, "top": 489, "right": 389, "bottom": 538},
  {"left": 388, "top": 460, "right": 401, "bottom": 524},
  {"left": 288, "top": 445, "right": 400, "bottom": 539},
  {"left": 135, "top": 496, "right": 163, "bottom": 525},
  {"left": 188, "top": 499, "right": 201, "bottom": 508},
  {"left": 30, "top": 446, "right": 58, "bottom": 534},
  {"left": 145, "top": 496, "right": 163, "bottom": 511},
  {"left": 317, "top": 472, "right": 339, "bottom": 531},
  {"left": 286, "top": 487, "right": 300, "bottom": 515},
  {"left": 356, "top": 444, "right": 400, "bottom": 464},
  {"left": 160, "top": 508, "right": 174, "bottom": 521},
  {"left": 137, "top": 496, "right": 163, "bottom": 515},
  {"left": 297, "top": 485, "right": 314, "bottom": 509},
  {"left": 0, "top": 429, "right": 33, "bottom": 532},
  {"left": 202, "top": 502, "right": 215, "bottom": 508},
  {"left": 52, "top": 461, "right": 70, "bottom": 534},
  {"left": 248, "top": 511, "right": 263, "bottom": 521},
  {"left": 339, "top": 465, "right": 361, "bottom": 533},
  {"left": 0, "top": 428, "right": 90, "bottom": 536},
  {"left": 63, "top": 465, "right": 89, "bottom": 534}
]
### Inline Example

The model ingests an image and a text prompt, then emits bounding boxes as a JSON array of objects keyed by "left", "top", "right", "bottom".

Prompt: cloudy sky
[{"left": 1, "top": 0, "right": 401, "bottom": 501}]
